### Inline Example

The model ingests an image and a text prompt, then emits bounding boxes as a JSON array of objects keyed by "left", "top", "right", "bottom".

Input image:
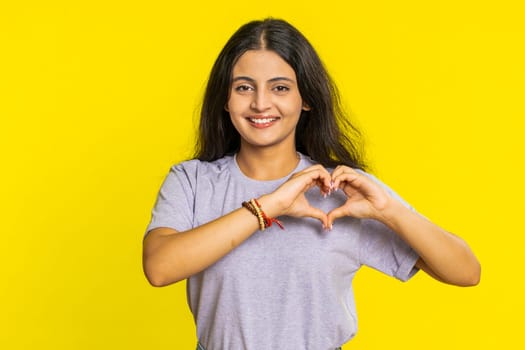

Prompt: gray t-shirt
[{"left": 146, "top": 153, "right": 419, "bottom": 350}]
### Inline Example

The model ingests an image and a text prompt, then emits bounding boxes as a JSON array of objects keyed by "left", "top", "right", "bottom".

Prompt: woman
[{"left": 143, "top": 18, "right": 480, "bottom": 350}]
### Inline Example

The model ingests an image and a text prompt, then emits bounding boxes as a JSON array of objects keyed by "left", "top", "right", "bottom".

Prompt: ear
[
  {"left": 302, "top": 102, "right": 311, "bottom": 111},
  {"left": 224, "top": 104, "right": 229, "bottom": 112}
]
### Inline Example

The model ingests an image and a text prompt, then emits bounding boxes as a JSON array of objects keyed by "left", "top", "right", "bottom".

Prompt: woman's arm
[
  {"left": 143, "top": 207, "right": 261, "bottom": 286},
  {"left": 143, "top": 165, "right": 332, "bottom": 287},
  {"left": 328, "top": 166, "right": 481, "bottom": 287},
  {"left": 378, "top": 201, "right": 480, "bottom": 286}
]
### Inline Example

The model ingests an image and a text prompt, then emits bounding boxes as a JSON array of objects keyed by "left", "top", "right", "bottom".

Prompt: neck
[{"left": 236, "top": 145, "right": 300, "bottom": 181}]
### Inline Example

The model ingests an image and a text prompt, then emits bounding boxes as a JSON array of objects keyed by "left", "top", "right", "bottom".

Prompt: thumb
[
  {"left": 304, "top": 206, "right": 329, "bottom": 230},
  {"left": 326, "top": 206, "right": 349, "bottom": 229}
]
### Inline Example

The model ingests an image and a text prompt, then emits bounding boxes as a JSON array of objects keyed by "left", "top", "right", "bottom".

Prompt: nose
[{"left": 250, "top": 90, "right": 272, "bottom": 112}]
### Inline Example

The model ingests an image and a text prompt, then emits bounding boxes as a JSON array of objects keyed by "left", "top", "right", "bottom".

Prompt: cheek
[
  {"left": 286, "top": 93, "right": 305, "bottom": 111},
  {"left": 226, "top": 95, "right": 243, "bottom": 114},
  {"left": 228, "top": 111, "right": 242, "bottom": 131},
  {"left": 281, "top": 98, "right": 305, "bottom": 116}
]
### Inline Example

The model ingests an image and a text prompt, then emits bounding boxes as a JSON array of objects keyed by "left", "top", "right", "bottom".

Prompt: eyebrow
[{"left": 232, "top": 76, "right": 296, "bottom": 83}]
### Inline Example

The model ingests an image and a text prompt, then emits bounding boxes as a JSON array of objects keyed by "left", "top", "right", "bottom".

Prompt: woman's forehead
[{"left": 232, "top": 50, "right": 296, "bottom": 81}]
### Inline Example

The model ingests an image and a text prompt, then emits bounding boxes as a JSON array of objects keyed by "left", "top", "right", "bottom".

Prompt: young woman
[{"left": 143, "top": 18, "right": 480, "bottom": 350}]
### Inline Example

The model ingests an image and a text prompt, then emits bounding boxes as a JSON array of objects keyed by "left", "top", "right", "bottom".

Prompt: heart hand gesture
[
  {"left": 264, "top": 165, "right": 332, "bottom": 229},
  {"left": 326, "top": 166, "right": 392, "bottom": 228},
  {"left": 265, "top": 164, "right": 393, "bottom": 230}
]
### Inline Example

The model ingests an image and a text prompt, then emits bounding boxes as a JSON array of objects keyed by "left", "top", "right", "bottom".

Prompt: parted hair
[{"left": 194, "top": 18, "right": 366, "bottom": 170}]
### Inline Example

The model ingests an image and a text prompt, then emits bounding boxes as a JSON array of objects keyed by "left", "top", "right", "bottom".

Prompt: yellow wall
[{"left": 1, "top": 1, "right": 523, "bottom": 348}]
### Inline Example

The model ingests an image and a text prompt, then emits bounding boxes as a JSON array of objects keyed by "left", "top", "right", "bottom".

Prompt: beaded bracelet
[
  {"left": 242, "top": 199, "right": 284, "bottom": 231},
  {"left": 242, "top": 199, "right": 265, "bottom": 230}
]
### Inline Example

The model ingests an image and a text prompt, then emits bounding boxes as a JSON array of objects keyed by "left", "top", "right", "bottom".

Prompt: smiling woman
[
  {"left": 227, "top": 50, "right": 307, "bottom": 158},
  {"left": 142, "top": 18, "right": 480, "bottom": 350}
]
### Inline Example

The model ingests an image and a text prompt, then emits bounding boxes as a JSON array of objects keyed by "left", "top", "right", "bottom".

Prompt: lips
[{"left": 246, "top": 116, "right": 280, "bottom": 128}]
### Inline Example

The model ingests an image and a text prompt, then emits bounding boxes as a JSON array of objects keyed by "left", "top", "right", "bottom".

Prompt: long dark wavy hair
[{"left": 194, "top": 18, "right": 367, "bottom": 170}]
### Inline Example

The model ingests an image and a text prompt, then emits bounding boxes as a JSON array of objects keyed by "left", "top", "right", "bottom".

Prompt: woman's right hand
[{"left": 261, "top": 165, "right": 332, "bottom": 229}]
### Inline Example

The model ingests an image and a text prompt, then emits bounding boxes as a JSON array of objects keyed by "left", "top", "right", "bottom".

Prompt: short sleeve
[
  {"left": 357, "top": 171, "right": 420, "bottom": 281},
  {"left": 145, "top": 164, "right": 195, "bottom": 236},
  {"left": 359, "top": 219, "right": 419, "bottom": 281}
]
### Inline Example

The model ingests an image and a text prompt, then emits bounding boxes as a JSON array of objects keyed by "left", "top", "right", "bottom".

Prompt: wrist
[
  {"left": 256, "top": 194, "right": 284, "bottom": 219},
  {"left": 374, "top": 197, "right": 412, "bottom": 229},
  {"left": 242, "top": 196, "right": 285, "bottom": 231}
]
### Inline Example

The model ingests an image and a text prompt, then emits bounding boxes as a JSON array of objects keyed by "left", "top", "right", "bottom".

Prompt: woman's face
[{"left": 226, "top": 49, "right": 309, "bottom": 151}]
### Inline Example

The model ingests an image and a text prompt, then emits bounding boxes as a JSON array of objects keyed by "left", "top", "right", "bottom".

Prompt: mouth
[{"left": 246, "top": 116, "right": 280, "bottom": 128}]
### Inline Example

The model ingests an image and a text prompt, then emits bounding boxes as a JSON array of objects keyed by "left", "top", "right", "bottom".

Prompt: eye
[
  {"left": 274, "top": 85, "right": 290, "bottom": 92},
  {"left": 234, "top": 84, "right": 253, "bottom": 92}
]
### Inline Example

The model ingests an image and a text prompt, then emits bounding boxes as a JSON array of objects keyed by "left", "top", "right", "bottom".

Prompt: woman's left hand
[
  {"left": 327, "top": 166, "right": 481, "bottom": 286},
  {"left": 327, "top": 166, "right": 393, "bottom": 227}
]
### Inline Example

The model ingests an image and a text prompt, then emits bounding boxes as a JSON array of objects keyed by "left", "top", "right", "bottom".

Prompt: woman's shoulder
[{"left": 170, "top": 155, "right": 234, "bottom": 177}]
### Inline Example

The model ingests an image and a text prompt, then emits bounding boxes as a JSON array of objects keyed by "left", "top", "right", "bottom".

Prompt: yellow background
[{"left": 1, "top": 0, "right": 523, "bottom": 348}]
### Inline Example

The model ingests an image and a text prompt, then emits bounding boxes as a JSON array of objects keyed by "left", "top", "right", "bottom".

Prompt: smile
[
  {"left": 249, "top": 118, "right": 278, "bottom": 124},
  {"left": 246, "top": 116, "right": 280, "bottom": 125}
]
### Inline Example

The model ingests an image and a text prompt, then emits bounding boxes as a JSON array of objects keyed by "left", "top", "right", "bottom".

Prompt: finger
[
  {"left": 330, "top": 165, "right": 355, "bottom": 179},
  {"left": 310, "top": 165, "right": 333, "bottom": 190},
  {"left": 287, "top": 165, "right": 334, "bottom": 197},
  {"left": 297, "top": 172, "right": 330, "bottom": 195},
  {"left": 301, "top": 167, "right": 332, "bottom": 193},
  {"left": 315, "top": 177, "right": 332, "bottom": 196},
  {"left": 304, "top": 206, "right": 329, "bottom": 230},
  {"left": 279, "top": 170, "right": 332, "bottom": 206},
  {"left": 326, "top": 206, "right": 350, "bottom": 228},
  {"left": 335, "top": 171, "right": 385, "bottom": 202},
  {"left": 331, "top": 169, "right": 360, "bottom": 191}
]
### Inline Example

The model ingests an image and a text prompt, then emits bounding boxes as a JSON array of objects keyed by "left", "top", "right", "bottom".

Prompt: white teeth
[{"left": 249, "top": 118, "right": 277, "bottom": 124}]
